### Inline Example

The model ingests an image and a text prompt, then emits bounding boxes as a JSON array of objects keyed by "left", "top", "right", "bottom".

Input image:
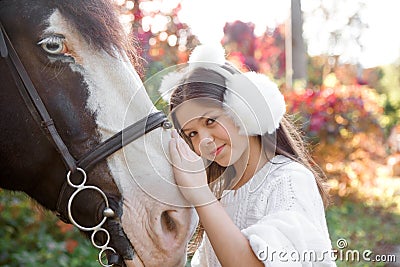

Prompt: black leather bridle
[{"left": 0, "top": 21, "right": 171, "bottom": 266}]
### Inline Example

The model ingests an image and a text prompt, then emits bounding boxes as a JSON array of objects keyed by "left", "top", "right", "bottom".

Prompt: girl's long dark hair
[{"left": 168, "top": 66, "right": 330, "bottom": 255}]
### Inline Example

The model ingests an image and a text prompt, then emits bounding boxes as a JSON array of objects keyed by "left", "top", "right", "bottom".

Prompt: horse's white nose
[
  {"left": 157, "top": 208, "right": 197, "bottom": 265},
  {"left": 160, "top": 208, "right": 196, "bottom": 241}
]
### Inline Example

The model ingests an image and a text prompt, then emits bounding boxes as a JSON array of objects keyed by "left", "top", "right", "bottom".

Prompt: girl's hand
[{"left": 169, "top": 130, "right": 216, "bottom": 206}]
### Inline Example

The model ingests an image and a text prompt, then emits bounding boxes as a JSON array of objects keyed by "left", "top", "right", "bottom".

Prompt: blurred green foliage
[
  {"left": 326, "top": 200, "right": 400, "bottom": 267},
  {"left": 0, "top": 190, "right": 98, "bottom": 267},
  {"left": 378, "top": 63, "right": 400, "bottom": 134}
]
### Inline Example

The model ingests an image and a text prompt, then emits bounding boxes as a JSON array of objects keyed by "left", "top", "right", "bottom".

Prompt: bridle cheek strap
[
  {"left": 1, "top": 22, "right": 77, "bottom": 171},
  {"left": 0, "top": 22, "right": 8, "bottom": 57}
]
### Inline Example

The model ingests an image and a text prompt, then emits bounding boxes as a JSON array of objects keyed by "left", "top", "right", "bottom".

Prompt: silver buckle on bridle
[{"left": 67, "top": 167, "right": 115, "bottom": 267}]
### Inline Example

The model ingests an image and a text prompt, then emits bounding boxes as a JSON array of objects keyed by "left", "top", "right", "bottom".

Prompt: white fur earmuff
[
  {"left": 224, "top": 72, "right": 286, "bottom": 135},
  {"left": 188, "top": 43, "right": 226, "bottom": 65},
  {"left": 159, "top": 43, "right": 286, "bottom": 135},
  {"left": 158, "top": 70, "right": 187, "bottom": 102}
]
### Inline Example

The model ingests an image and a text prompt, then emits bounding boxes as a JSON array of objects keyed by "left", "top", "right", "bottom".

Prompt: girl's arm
[
  {"left": 169, "top": 131, "right": 263, "bottom": 266},
  {"left": 195, "top": 202, "right": 264, "bottom": 266}
]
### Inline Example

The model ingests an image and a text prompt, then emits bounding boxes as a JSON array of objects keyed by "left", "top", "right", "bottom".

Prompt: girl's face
[{"left": 173, "top": 99, "right": 249, "bottom": 167}]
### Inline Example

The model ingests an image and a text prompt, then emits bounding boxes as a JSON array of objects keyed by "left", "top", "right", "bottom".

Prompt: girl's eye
[
  {"left": 38, "top": 35, "right": 68, "bottom": 55},
  {"left": 206, "top": 118, "right": 216, "bottom": 125},
  {"left": 188, "top": 131, "right": 197, "bottom": 138}
]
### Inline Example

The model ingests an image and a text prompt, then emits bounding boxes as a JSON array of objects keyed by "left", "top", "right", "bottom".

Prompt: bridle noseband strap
[{"left": 78, "top": 112, "right": 170, "bottom": 170}]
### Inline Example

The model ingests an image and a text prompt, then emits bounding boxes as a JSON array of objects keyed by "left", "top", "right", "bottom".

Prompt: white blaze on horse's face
[{"left": 45, "top": 10, "right": 198, "bottom": 267}]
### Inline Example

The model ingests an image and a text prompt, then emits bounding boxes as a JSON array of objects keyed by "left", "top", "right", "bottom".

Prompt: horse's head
[{"left": 0, "top": 0, "right": 197, "bottom": 266}]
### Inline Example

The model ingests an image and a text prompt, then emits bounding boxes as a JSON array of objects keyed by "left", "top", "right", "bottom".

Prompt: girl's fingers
[
  {"left": 169, "top": 138, "right": 181, "bottom": 164},
  {"left": 170, "top": 130, "right": 189, "bottom": 158},
  {"left": 170, "top": 130, "right": 191, "bottom": 157},
  {"left": 178, "top": 138, "right": 199, "bottom": 161},
  {"left": 170, "top": 130, "right": 201, "bottom": 166},
  {"left": 176, "top": 137, "right": 190, "bottom": 157},
  {"left": 171, "top": 129, "right": 179, "bottom": 138}
]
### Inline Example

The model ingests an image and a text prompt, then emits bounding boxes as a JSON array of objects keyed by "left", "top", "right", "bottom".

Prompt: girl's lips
[{"left": 215, "top": 144, "right": 225, "bottom": 156}]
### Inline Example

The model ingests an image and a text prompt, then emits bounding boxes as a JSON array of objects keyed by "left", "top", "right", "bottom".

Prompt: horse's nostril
[{"left": 161, "top": 210, "right": 177, "bottom": 233}]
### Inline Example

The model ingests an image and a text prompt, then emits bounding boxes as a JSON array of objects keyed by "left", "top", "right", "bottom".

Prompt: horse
[{"left": 0, "top": 1, "right": 197, "bottom": 266}]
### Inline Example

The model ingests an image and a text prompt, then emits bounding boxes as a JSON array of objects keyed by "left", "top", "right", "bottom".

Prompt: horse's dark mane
[{"left": 56, "top": 0, "right": 142, "bottom": 73}]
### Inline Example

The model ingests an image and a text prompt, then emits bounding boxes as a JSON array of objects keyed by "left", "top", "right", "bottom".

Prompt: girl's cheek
[
  {"left": 192, "top": 140, "right": 201, "bottom": 155},
  {"left": 217, "top": 125, "right": 230, "bottom": 140}
]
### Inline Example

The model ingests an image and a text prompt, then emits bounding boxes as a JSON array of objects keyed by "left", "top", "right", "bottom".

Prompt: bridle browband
[{"left": 1, "top": 21, "right": 171, "bottom": 266}]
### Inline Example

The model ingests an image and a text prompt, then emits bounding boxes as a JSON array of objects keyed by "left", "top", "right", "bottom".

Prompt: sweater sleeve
[
  {"left": 241, "top": 162, "right": 336, "bottom": 267},
  {"left": 191, "top": 239, "right": 207, "bottom": 267}
]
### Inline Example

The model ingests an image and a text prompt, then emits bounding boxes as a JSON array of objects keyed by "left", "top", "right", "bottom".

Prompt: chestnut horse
[{"left": 0, "top": 0, "right": 196, "bottom": 266}]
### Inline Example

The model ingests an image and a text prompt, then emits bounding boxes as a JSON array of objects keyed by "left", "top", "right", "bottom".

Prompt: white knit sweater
[{"left": 191, "top": 155, "right": 336, "bottom": 267}]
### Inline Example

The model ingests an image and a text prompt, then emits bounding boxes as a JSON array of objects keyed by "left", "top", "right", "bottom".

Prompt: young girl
[{"left": 162, "top": 44, "right": 336, "bottom": 267}]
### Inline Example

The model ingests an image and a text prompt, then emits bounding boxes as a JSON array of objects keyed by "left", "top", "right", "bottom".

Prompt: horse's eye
[{"left": 38, "top": 35, "right": 68, "bottom": 55}]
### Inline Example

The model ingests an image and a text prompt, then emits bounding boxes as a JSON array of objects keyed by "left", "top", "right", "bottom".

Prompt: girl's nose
[
  {"left": 199, "top": 131, "right": 214, "bottom": 145},
  {"left": 199, "top": 136, "right": 216, "bottom": 155},
  {"left": 198, "top": 131, "right": 215, "bottom": 150},
  {"left": 200, "top": 137, "right": 214, "bottom": 151}
]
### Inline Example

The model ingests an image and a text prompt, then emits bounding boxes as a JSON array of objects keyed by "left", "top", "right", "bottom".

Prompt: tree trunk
[{"left": 291, "top": 0, "right": 307, "bottom": 83}]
